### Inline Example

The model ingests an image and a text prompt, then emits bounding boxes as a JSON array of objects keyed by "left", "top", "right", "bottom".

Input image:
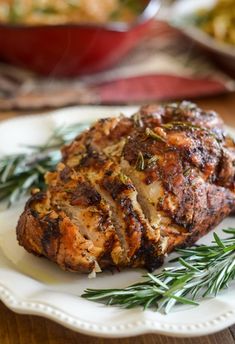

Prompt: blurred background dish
[
  {"left": 192, "top": 0, "right": 235, "bottom": 46},
  {"left": 168, "top": 0, "right": 235, "bottom": 76},
  {"left": 1, "top": 0, "right": 235, "bottom": 112},
  {"left": 0, "top": 0, "right": 160, "bottom": 76},
  {"left": 0, "top": 0, "right": 145, "bottom": 25}
]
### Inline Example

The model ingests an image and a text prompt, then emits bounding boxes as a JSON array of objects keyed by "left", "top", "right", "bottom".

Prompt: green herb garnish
[
  {"left": 183, "top": 167, "right": 191, "bottom": 177},
  {"left": 147, "top": 155, "right": 158, "bottom": 168},
  {"left": 161, "top": 121, "right": 201, "bottom": 130},
  {"left": 119, "top": 172, "right": 129, "bottom": 184},
  {"left": 133, "top": 112, "right": 143, "bottom": 128},
  {"left": 145, "top": 128, "right": 166, "bottom": 142},
  {"left": 0, "top": 122, "right": 89, "bottom": 207},
  {"left": 135, "top": 151, "right": 145, "bottom": 171},
  {"left": 82, "top": 229, "right": 235, "bottom": 313}
]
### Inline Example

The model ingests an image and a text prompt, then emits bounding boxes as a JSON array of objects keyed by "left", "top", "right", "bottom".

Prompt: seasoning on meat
[{"left": 16, "top": 101, "right": 235, "bottom": 274}]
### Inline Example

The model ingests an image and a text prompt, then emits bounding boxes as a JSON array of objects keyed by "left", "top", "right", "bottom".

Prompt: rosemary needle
[{"left": 82, "top": 229, "right": 235, "bottom": 313}]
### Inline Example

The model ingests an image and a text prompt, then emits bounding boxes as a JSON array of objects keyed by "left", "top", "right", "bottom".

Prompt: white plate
[{"left": 0, "top": 106, "right": 235, "bottom": 338}]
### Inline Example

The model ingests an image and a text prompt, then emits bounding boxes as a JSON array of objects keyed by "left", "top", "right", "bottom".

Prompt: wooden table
[{"left": 0, "top": 93, "right": 235, "bottom": 344}]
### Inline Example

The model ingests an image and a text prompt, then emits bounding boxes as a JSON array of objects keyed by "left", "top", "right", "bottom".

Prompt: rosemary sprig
[
  {"left": 147, "top": 155, "right": 159, "bottom": 168},
  {"left": 0, "top": 122, "right": 89, "bottom": 207},
  {"left": 135, "top": 153, "right": 159, "bottom": 172},
  {"left": 135, "top": 151, "right": 145, "bottom": 171},
  {"left": 183, "top": 167, "right": 191, "bottom": 177},
  {"left": 161, "top": 121, "right": 201, "bottom": 130},
  {"left": 82, "top": 229, "right": 235, "bottom": 313},
  {"left": 145, "top": 128, "right": 166, "bottom": 142},
  {"left": 133, "top": 112, "right": 143, "bottom": 128},
  {"left": 119, "top": 172, "right": 129, "bottom": 184}
]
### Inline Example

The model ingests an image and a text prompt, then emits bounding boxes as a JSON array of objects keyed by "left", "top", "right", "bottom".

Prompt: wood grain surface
[{"left": 0, "top": 93, "right": 235, "bottom": 344}]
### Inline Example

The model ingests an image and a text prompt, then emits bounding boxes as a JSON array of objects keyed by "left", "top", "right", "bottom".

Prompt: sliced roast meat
[{"left": 16, "top": 101, "right": 235, "bottom": 274}]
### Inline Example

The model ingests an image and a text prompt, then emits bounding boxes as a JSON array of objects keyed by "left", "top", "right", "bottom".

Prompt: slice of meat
[
  {"left": 67, "top": 146, "right": 162, "bottom": 270},
  {"left": 45, "top": 163, "right": 125, "bottom": 268},
  {"left": 17, "top": 192, "right": 101, "bottom": 273},
  {"left": 17, "top": 163, "right": 126, "bottom": 273},
  {"left": 122, "top": 121, "right": 235, "bottom": 252}
]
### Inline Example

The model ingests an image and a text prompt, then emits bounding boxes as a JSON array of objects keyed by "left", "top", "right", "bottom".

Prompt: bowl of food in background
[
  {"left": 167, "top": 0, "right": 235, "bottom": 76},
  {"left": 0, "top": 0, "right": 160, "bottom": 77}
]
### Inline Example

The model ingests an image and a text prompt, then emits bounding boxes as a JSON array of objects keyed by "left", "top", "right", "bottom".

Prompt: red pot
[{"left": 0, "top": 0, "right": 160, "bottom": 77}]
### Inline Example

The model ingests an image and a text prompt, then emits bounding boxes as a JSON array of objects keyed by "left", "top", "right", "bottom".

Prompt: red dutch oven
[{"left": 0, "top": 0, "right": 160, "bottom": 76}]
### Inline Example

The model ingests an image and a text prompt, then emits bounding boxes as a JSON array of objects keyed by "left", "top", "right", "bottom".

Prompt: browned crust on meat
[{"left": 16, "top": 101, "right": 235, "bottom": 274}]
